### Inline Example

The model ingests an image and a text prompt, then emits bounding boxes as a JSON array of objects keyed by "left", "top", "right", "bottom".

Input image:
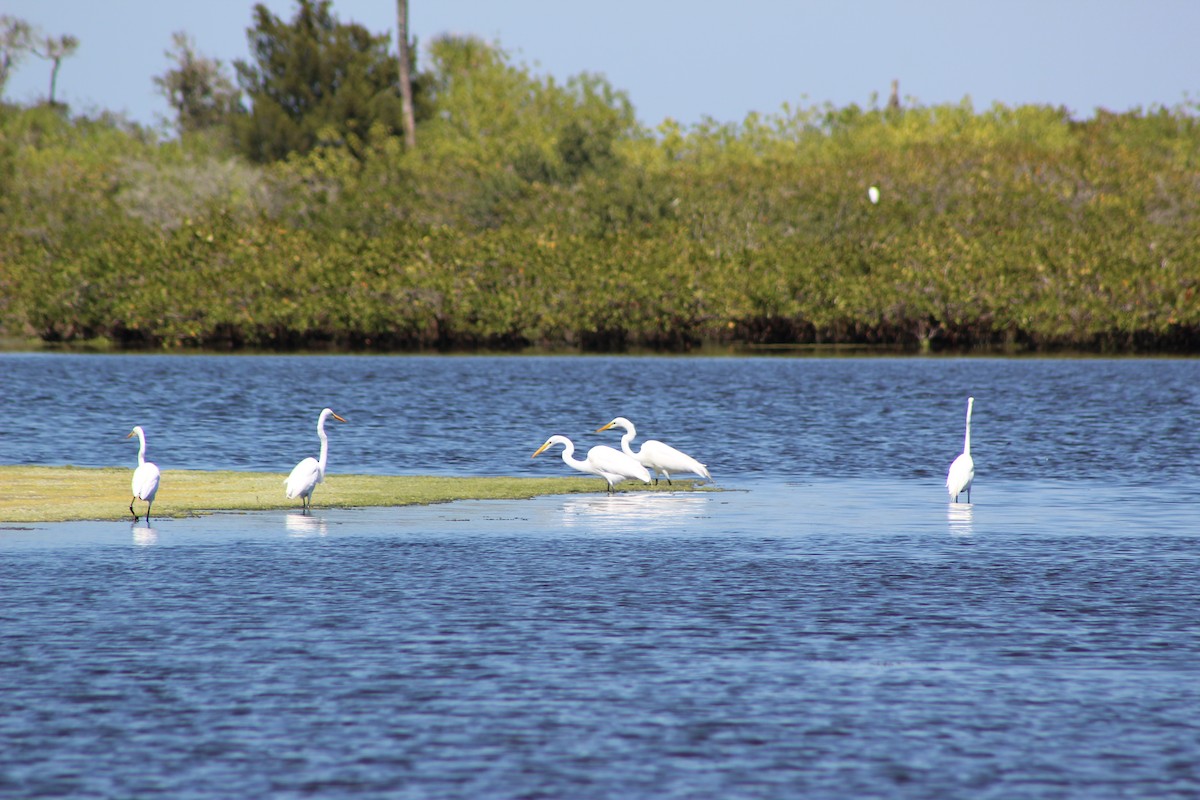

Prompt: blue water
[
  {"left": 1, "top": 354, "right": 1199, "bottom": 798},
  {"left": 2, "top": 353, "right": 1198, "bottom": 484}
]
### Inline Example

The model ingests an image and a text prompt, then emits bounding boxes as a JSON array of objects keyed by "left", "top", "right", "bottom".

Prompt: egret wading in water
[
  {"left": 285, "top": 408, "right": 347, "bottom": 512},
  {"left": 596, "top": 417, "right": 711, "bottom": 485},
  {"left": 532, "top": 435, "right": 650, "bottom": 493},
  {"left": 126, "top": 425, "right": 160, "bottom": 523},
  {"left": 946, "top": 396, "right": 975, "bottom": 503}
]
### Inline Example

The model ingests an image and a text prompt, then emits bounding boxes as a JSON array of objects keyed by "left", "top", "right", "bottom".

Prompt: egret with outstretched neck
[
  {"left": 126, "top": 425, "right": 160, "bottom": 523},
  {"left": 532, "top": 435, "right": 651, "bottom": 493},
  {"left": 285, "top": 408, "right": 347, "bottom": 511},
  {"left": 946, "top": 397, "right": 975, "bottom": 503},
  {"left": 596, "top": 417, "right": 711, "bottom": 485}
]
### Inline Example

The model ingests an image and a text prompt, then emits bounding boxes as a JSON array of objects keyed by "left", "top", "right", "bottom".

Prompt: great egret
[
  {"left": 285, "top": 407, "right": 347, "bottom": 511},
  {"left": 596, "top": 417, "right": 711, "bottom": 485},
  {"left": 946, "top": 396, "right": 975, "bottom": 503},
  {"left": 532, "top": 435, "right": 651, "bottom": 493},
  {"left": 868, "top": 185, "right": 881, "bottom": 204},
  {"left": 126, "top": 425, "right": 161, "bottom": 523}
]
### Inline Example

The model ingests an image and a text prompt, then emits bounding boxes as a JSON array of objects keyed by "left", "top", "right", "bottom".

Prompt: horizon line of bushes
[{"left": 1, "top": 32, "right": 1198, "bottom": 354}]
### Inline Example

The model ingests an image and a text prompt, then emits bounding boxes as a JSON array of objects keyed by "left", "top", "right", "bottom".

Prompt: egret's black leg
[{"left": 130, "top": 498, "right": 139, "bottom": 523}]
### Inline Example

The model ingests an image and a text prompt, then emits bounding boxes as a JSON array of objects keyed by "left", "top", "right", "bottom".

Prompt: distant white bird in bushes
[
  {"left": 946, "top": 397, "right": 975, "bottom": 503},
  {"left": 126, "top": 425, "right": 161, "bottom": 523},
  {"left": 868, "top": 185, "right": 881, "bottom": 204},
  {"left": 532, "top": 435, "right": 650, "bottom": 493},
  {"left": 285, "top": 407, "right": 346, "bottom": 511},
  {"left": 596, "top": 417, "right": 711, "bottom": 486}
]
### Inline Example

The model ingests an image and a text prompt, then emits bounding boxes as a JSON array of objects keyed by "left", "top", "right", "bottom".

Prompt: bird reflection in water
[
  {"left": 132, "top": 524, "right": 158, "bottom": 546},
  {"left": 559, "top": 492, "right": 710, "bottom": 532},
  {"left": 285, "top": 512, "right": 328, "bottom": 538},
  {"left": 947, "top": 502, "right": 974, "bottom": 537}
]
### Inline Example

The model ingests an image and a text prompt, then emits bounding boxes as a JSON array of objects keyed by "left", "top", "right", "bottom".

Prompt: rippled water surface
[
  {"left": 2, "top": 354, "right": 1199, "bottom": 798},
  {"left": 3, "top": 353, "right": 1198, "bottom": 483}
]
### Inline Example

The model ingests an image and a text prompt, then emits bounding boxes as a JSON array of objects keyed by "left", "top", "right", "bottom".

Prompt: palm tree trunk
[
  {"left": 395, "top": 0, "right": 416, "bottom": 149},
  {"left": 48, "top": 57, "right": 61, "bottom": 105}
]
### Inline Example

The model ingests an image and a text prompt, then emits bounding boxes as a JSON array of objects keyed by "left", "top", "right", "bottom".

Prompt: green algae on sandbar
[{"left": 0, "top": 466, "right": 711, "bottom": 523}]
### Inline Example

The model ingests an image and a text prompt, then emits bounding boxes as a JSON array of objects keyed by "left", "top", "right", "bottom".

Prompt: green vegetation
[
  {"left": 1, "top": 5, "right": 1197, "bottom": 353},
  {"left": 230, "top": 0, "right": 414, "bottom": 162},
  {"left": 0, "top": 466, "right": 705, "bottom": 523}
]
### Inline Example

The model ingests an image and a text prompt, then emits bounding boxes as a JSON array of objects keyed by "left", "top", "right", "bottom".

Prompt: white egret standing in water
[
  {"left": 597, "top": 417, "right": 711, "bottom": 485},
  {"left": 126, "top": 425, "right": 161, "bottom": 523},
  {"left": 532, "top": 435, "right": 650, "bottom": 493},
  {"left": 285, "top": 408, "right": 347, "bottom": 511},
  {"left": 946, "top": 396, "right": 975, "bottom": 503}
]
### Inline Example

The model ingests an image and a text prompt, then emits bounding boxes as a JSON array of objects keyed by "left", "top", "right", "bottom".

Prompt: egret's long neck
[
  {"left": 558, "top": 440, "right": 583, "bottom": 470},
  {"left": 620, "top": 425, "right": 638, "bottom": 458},
  {"left": 317, "top": 421, "right": 330, "bottom": 471},
  {"left": 963, "top": 405, "right": 973, "bottom": 456},
  {"left": 137, "top": 431, "right": 147, "bottom": 465}
]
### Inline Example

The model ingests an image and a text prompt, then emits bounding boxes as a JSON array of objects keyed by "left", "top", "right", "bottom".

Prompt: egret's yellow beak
[
  {"left": 532, "top": 441, "right": 552, "bottom": 458},
  {"left": 596, "top": 422, "right": 615, "bottom": 432},
  {"left": 125, "top": 430, "right": 136, "bottom": 439},
  {"left": 332, "top": 412, "right": 347, "bottom": 422}
]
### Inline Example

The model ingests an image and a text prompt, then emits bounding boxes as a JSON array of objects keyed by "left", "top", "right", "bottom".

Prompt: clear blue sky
[{"left": 3, "top": 0, "right": 1197, "bottom": 129}]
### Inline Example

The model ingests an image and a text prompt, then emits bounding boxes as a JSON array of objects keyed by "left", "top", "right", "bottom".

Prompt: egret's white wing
[
  {"left": 638, "top": 439, "right": 710, "bottom": 480},
  {"left": 286, "top": 456, "right": 321, "bottom": 499},
  {"left": 132, "top": 462, "right": 161, "bottom": 503},
  {"left": 589, "top": 445, "right": 651, "bottom": 483},
  {"left": 946, "top": 453, "right": 975, "bottom": 498}
]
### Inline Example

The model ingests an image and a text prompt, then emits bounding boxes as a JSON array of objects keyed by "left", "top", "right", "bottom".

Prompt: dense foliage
[
  {"left": 231, "top": 0, "right": 410, "bottom": 162},
  {"left": 1, "top": 35, "right": 1197, "bottom": 352}
]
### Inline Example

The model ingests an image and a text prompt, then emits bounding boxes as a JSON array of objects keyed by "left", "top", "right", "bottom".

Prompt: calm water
[
  {"left": 2, "top": 353, "right": 1198, "bottom": 484},
  {"left": 1, "top": 354, "right": 1199, "bottom": 798}
]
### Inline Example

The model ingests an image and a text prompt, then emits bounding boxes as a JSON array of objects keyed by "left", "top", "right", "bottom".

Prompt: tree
[
  {"left": 32, "top": 32, "right": 79, "bottom": 106},
  {"left": 419, "top": 35, "right": 635, "bottom": 183},
  {"left": 395, "top": 0, "right": 415, "bottom": 149},
  {"left": 1, "top": 19, "right": 79, "bottom": 108},
  {"left": 154, "top": 32, "right": 240, "bottom": 133},
  {"left": 231, "top": 0, "right": 405, "bottom": 162},
  {"left": 0, "top": 15, "right": 34, "bottom": 96}
]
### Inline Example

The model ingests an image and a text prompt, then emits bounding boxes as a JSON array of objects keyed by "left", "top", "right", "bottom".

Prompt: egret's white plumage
[
  {"left": 532, "top": 434, "right": 651, "bottom": 492},
  {"left": 126, "top": 425, "right": 161, "bottom": 523},
  {"left": 946, "top": 396, "right": 975, "bottom": 503},
  {"left": 285, "top": 408, "right": 346, "bottom": 511},
  {"left": 597, "top": 417, "right": 711, "bottom": 485}
]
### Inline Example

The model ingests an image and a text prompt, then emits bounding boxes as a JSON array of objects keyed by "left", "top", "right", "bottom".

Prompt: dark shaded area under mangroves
[{"left": 3, "top": 96, "right": 1198, "bottom": 354}]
